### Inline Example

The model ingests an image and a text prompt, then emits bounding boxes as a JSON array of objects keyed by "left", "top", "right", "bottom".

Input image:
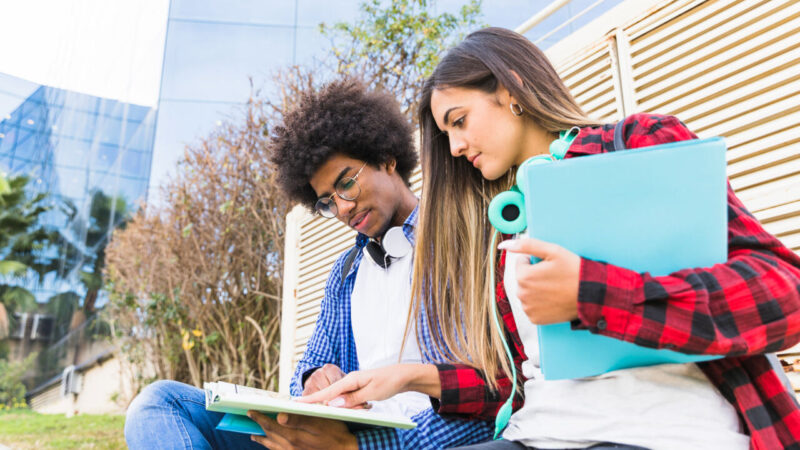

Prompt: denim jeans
[{"left": 125, "top": 380, "right": 265, "bottom": 450}]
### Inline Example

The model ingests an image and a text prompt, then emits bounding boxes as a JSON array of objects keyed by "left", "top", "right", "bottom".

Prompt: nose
[
  {"left": 449, "top": 134, "right": 467, "bottom": 158},
  {"left": 333, "top": 195, "right": 356, "bottom": 219}
]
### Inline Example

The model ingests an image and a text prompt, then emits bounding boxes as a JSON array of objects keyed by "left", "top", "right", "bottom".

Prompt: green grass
[{"left": 0, "top": 409, "right": 126, "bottom": 449}]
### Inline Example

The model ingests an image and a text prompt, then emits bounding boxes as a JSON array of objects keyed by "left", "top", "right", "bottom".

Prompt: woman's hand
[
  {"left": 296, "top": 363, "right": 440, "bottom": 409},
  {"left": 498, "top": 238, "right": 581, "bottom": 324}
]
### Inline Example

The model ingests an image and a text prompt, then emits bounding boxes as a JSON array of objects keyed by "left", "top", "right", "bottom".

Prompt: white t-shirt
[
  {"left": 350, "top": 247, "right": 431, "bottom": 418},
  {"left": 501, "top": 250, "right": 750, "bottom": 450}
]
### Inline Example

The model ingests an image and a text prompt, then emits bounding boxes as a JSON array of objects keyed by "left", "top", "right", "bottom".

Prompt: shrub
[{"left": 0, "top": 353, "right": 37, "bottom": 408}]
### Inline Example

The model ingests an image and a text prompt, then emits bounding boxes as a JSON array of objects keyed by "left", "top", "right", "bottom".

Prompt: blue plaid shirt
[{"left": 290, "top": 206, "right": 492, "bottom": 449}]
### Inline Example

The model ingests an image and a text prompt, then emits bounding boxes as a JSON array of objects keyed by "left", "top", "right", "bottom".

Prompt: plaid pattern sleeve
[
  {"left": 699, "top": 355, "right": 800, "bottom": 449},
  {"left": 434, "top": 250, "right": 527, "bottom": 420},
  {"left": 569, "top": 114, "right": 800, "bottom": 448}
]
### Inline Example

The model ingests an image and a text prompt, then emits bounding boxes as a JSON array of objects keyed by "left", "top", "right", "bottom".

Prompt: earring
[{"left": 510, "top": 103, "right": 524, "bottom": 116}]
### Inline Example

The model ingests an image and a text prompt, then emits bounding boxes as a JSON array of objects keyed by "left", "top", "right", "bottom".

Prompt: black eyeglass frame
[{"left": 314, "top": 162, "right": 368, "bottom": 218}]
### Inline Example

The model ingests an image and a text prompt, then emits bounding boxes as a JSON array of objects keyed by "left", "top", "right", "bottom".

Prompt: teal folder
[
  {"left": 214, "top": 411, "right": 408, "bottom": 436},
  {"left": 214, "top": 411, "right": 409, "bottom": 436},
  {"left": 217, "top": 413, "right": 266, "bottom": 436},
  {"left": 522, "top": 137, "right": 728, "bottom": 380}
]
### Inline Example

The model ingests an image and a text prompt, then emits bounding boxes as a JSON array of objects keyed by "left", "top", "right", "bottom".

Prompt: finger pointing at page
[
  {"left": 296, "top": 371, "right": 366, "bottom": 408},
  {"left": 297, "top": 364, "right": 441, "bottom": 408}
]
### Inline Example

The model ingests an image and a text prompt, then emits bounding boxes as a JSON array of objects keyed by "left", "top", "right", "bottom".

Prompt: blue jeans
[{"left": 125, "top": 380, "right": 265, "bottom": 450}]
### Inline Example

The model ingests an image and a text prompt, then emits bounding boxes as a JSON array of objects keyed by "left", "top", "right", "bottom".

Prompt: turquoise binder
[
  {"left": 215, "top": 411, "right": 406, "bottom": 436},
  {"left": 217, "top": 413, "right": 266, "bottom": 436},
  {"left": 523, "top": 137, "right": 728, "bottom": 380}
]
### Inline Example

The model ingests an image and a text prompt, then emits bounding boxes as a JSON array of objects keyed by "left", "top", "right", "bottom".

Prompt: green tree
[
  {"left": 0, "top": 172, "right": 52, "bottom": 338},
  {"left": 48, "top": 190, "right": 130, "bottom": 318},
  {"left": 43, "top": 292, "right": 80, "bottom": 340},
  {"left": 321, "top": 0, "right": 483, "bottom": 120},
  {"left": 27, "top": 191, "right": 129, "bottom": 384},
  {"left": 73, "top": 190, "right": 130, "bottom": 315}
]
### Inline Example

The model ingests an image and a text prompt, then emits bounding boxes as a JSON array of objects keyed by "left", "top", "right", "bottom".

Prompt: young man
[{"left": 124, "top": 78, "right": 492, "bottom": 449}]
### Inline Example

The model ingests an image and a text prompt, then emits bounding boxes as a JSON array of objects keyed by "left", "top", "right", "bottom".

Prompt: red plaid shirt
[{"left": 434, "top": 114, "right": 800, "bottom": 449}]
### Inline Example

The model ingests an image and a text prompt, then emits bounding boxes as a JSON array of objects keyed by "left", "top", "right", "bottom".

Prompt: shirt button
[{"left": 597, "top": 319, "right": 607, "bottom": 330}]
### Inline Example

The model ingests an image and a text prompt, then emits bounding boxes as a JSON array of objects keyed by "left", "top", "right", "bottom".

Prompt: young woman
[{"left": 301, "top": 28, "right": 800, "bottom": 449}]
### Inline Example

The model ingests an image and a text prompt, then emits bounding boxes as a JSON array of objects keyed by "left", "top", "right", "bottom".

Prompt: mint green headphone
[
  {"left": 487, "top": 126, "right": 580, "bottom": 439},
  {"left": 487, "top": 127, "right": 580, "bottom": 235}
]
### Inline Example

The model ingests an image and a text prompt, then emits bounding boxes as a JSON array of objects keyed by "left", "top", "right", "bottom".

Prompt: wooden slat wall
[
  {"left": 559, "top": 38, "right": 623, "bottom": 122},
  {"left": 626, "top": 0, "right": 800, "bottom": 253},
  {"left": 279, "top": 0, "right": 800, "bottom": 391},
  {"left": 290, "top": 215, "right": 353, "bottom": 367}
]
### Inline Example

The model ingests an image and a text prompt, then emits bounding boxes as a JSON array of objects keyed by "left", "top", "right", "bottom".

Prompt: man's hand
[
  {"left": 498, "top": 238, "right": 581, "bottom": 324},
  {"left": 303, "top": 364, "right": 345, "bottom": 395},
  {"left": 248, "top": 411, "right": 357, "bottom": 450},
  {"left": 298, "top": 363, "right": 440, "bottom": 409}
]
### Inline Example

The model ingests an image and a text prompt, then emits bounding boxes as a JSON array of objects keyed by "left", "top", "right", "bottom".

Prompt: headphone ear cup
[
  {"left": 488, "top": 155, "right": 554, "bottom": 235},
  {"left": 488, "top": 189, "right": 526, "bottom": 234},
  {"left": 365, "top": 241, "right": 390, "bottom": 269}
]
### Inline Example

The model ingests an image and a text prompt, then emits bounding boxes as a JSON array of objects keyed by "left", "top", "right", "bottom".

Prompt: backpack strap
[
  {"left": 613, "top": 117, "right": 627, "bottom": 151},
  {"left": 341, "top": 246, "right": 360, "bottom": 284}
]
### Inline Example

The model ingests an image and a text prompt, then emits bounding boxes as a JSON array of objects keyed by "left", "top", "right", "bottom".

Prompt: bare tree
[{"left": 104, "top": 82, "right": 308, "bottom": 393}]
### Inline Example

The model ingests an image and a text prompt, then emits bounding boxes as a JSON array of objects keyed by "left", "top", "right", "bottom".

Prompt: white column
[{"left": 278, "top": 205, "right": 307, "bottom": 394}]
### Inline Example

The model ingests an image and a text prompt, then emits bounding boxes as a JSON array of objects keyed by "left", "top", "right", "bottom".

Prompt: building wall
[
  {"left": 72, "top": 356, "right": 127, "bottom": 415},
  {"left": 30, "top": 355, "right": 132, "bottom": 416},
  {"left": 279, "top": 0, "right": 800, "bottom": 392},
  {"left": 28, "top": 384, "right": 71, "bottom": 415}
]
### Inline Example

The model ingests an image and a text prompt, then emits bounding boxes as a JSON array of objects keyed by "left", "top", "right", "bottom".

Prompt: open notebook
[
  {"left": 204, "top": 381, "right": 416, "bottom": 435},
  {"left": 522, "top": 137, "right": 728, "bottom": 380}
]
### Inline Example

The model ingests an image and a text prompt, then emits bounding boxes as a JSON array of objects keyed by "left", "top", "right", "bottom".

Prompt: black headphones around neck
[
  {"left": 365, "top": 240, "right": 392, "bottom": 269},
  {"left": 366, "top": 226, "right": 412, "bottom": 268},
  {"left": 340, "top": 226, "right": 412, "bottom": 281}
]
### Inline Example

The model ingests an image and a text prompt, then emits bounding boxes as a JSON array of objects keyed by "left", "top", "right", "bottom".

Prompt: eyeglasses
[{"left": 314, "top": 162, "right": 367, "bottom": 218}]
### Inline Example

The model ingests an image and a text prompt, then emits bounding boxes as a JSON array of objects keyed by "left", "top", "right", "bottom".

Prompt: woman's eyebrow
[{"left": 442, "top": 106, "right": 461, "bottom": 127}]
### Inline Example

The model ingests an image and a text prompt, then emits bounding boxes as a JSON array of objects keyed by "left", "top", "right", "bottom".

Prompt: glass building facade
[{"left": 0, "top": 74, "right": 156, "bottom": 302}]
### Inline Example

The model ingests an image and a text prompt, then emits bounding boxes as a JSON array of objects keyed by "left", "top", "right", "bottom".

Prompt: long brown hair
[{"left": 409, "top": 27, "right": 601, "bottom": 389}]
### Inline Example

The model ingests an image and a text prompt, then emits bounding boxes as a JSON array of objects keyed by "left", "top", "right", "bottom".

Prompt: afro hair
[{"left": 268, "top": 77, "right": 417, "bottom": 210}]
